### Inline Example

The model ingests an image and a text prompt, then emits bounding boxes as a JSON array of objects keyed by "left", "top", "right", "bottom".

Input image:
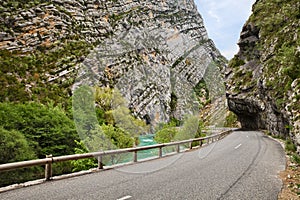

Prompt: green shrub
[
  {"left": 0, "top": 127, "right": 36, "bottom": 164},
  {"left": 228, "top": 55, "right": 245, "bottom": 68},
  {"left": 0, "top": 39, "right": 91, "bottom": 106},
  {"left": 0, "top": 102, "right": 79, "bottom": 158},
  {"left": 71, "top": 124, "right": 135, "bottom": 170},
  {"left": 154, "top": 127, "right": 178, "bottom": 143},
  {"left": 225, "top": 111, "right": 238, "bottom": 127},
  {"left": 101, "top": 124, "right": 134, "bottom": 149},
  {"left": 291, "top": 154, "right": 300, "bottom": 164},
  {"left": 71, "top": 140, "right": 98, "bottom": 172},
  {"left": 0, "top": 127, "right": 43, "bottom": 187},
  {"left": 0, "top": 102, "right": 82, "bottom": 185},
  {"left": 285, "top": 139, "right": 297, "bottom": 152},
  {"left": 154, "top": 117, "right": 205, "bottom": 145}
]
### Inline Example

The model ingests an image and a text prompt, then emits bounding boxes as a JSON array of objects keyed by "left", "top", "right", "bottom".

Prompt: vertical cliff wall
[
  {"left": 226, "top": 0, "right": 300, "bottom": 152},
  {"left": 0, "top": 0, "right": 226, "bottom": 127}
]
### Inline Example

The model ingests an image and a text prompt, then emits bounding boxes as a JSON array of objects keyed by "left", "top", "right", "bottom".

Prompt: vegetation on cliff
[
  {"left": 226, "top": 0, "right": 299, "bottom": 148},
  {"left": 251, "top": 0, "right": 300, "bottom": 108},
  {"left": 229, "top": 0, "right": 299, "bottom": 105},
  {"left": 0, "top": 41, "right": 91, "bottom": 107}
]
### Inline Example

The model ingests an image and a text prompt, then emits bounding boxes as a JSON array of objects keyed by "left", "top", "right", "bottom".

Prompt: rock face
[
  {"left": 226, "top": 0, "right": 300, "bottom": 152},
  {"left": 0, "top": 1, "right": 226, "bottom": 127}
]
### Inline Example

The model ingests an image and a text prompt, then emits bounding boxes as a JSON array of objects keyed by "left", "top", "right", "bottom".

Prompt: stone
[
  {"left": 226, "top": 0, "right": 299, "bottom": 149},
  {"left": 0, "top": 0, "right": 226, "bottom": 130}
]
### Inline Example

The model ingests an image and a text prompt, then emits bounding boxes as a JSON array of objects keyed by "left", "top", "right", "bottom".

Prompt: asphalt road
[{"left": 0, "top": 131, "right": 286, "bottom": 200}]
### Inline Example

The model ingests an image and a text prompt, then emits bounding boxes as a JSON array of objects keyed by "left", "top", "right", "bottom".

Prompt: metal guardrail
[{"left": 0, "top": 129, "right": 232, "bottom": 181}]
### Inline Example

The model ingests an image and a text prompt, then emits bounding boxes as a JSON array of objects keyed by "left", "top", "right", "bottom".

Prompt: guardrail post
[
  {"left": 159, "top": 147, "right": 162, "bottom": 158},
  {"left": 133, "top": 151, "right": 137, "bottom": 162},
  {"left": 45, "top": 155, "right": 52, "bottom": 181},
  {"left": 98, "top": 156, "right": 103, "bottom": 169},
  {"left": 219, "top": 133, "right": 223, "bottom": 140},
  {"left": 200, "top": 139, "right": 203, "bottom": 147},
  {"left": 176, "top": 144, "right": 180, "bottom": 153},
  {"left": 189, "top": 142, "right": 193, "bottom": 149}
]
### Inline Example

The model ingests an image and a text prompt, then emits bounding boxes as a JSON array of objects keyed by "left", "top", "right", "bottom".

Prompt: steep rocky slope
[
  {"left": 0, "top": 0, "right": 226, "bottom": 127},
  {"left": 226, "top": 0, "right": 300, "bottom": 151}
]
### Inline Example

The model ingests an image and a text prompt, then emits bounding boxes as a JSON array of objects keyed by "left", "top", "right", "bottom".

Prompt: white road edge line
[
  {"left": 234, "top": 144, "right": 242, "bottom": 149},
  {"left": 117, "top": 195, "right": 132, "bottom": 200}
]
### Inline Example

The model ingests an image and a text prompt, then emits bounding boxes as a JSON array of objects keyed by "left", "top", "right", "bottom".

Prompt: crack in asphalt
[{"left": 217, "top": 132, "right": 267, "bottom": 199}]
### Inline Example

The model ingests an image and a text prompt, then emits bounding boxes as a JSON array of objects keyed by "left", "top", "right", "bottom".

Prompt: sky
[{"left": 195, "top": 0, "right": 256, "bottom": 59}]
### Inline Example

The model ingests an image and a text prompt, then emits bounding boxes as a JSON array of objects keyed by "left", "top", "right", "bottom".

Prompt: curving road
[{"left": 0, "top": 131, "right": 286, "bottom": 200}]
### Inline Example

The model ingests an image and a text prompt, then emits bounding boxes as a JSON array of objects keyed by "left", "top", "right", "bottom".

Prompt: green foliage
[
  {"left": 94, "top": 87, "right": 113, "bottom": 112},
  {"left": 111, "top": 89, "right": 149, "bottom": 135},
  {"left": 101, "top": 124, "right": 134, "bottom": 149},
  {"left": 94, "top": 86, "right": 149, "bottom": 135},
  {"left": 72, "top": 85, "right": 138, "bottom": 166},
  {"left": 191, "top": 120, "right": 206, "bottom": 147},
  {"left": 194, "top": 80, "right": 209, "bottom": 99},
  {"left": 279, "top": 45, "right": 300, "bottom": 80},
  {"left": 154, "top": 127, "right": 178, "bottom": 143},
  {"left": 154, "top": 116, "right": 205, "bottom": 145},
  {"left": 154, "top": 119, "right": 179, "bottom": 143},
  {"left": 175, "top": 115, "right": 200, "bottom": 141},
  {"left": 71, "top": 124, "right": 135, "bottom": 170},
  {"left": 0, "top": 101, "right": 80, "bottom": 186},
  {"left": 73, "top": 86, "right": 142, "bottom": 150},
  {"left": 228, "top": 55, "right": 245, "bottom": 68},
  {"left": 0, "top": 127, "right": 43, "bottom": 187},
  {"left": 71, "top": 140, "right": 98, "bottom": 172},
  {"left": 193, "top": 79, "right": 209, "bottom": 108},
  {"left": 291, "top": 154, "right": 300, "bottom": 164},
  {"left": 248, "top": 0, "right": 300, "bottom": 109},
  {"left": 228, "top": 0, "right": 299, "bottom": 114},
  {"left": 285, "top": 139, "right": 297, "bottom": 152},
  {"left": 0, "top": 40, "right": 91, "bottom": 106},
  {"left": 224, "top": 111, "right": 238, "bottom": 127},
  {"left": 0, "top": 1, "right": 48, "bottom": 16},
  {"left": 72, "top": 85, "right": 99, "bottom": 140},
  {"left": 0, "top": 127, "right": 36, "bottom": 164},
  {"left": 0, "top": 102, "right": 79, "bottom": 158},
  {"left": 95, "top": 108, "right": 106, "bottom": 125}
]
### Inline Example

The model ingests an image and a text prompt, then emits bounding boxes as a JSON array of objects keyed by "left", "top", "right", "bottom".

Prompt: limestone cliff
[
  {"left": 226, "top": 0, "right": 300, "bottom": 151},
  {"left": 0, "top": 1, "right": 226, "bottom": 127}
]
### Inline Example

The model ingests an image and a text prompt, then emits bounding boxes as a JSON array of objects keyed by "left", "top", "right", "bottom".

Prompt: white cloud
[
  {"left": 208, "top": 10, "right": 220, "bottom": 23},
  {"left": 195, "top": 0, "right": 256, "bottom": 59},
  {"left": 222, "top": 45, "right": 239, "bottom": 60}
]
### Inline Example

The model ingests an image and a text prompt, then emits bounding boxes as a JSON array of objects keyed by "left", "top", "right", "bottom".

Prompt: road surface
[{"left": 0, "top": 131, "right": 286, "bottom": 200}]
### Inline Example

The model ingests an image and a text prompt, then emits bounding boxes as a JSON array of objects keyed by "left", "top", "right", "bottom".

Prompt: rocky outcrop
[
  {"left": 0, "top": 0, "right": 226, "bottom": 127},
  {"left": 226, "top": 0, "right": 300, "bottom": 152}
]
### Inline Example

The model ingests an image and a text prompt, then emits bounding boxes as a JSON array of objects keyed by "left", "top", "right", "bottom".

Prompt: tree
[
  {"left": 154, "top": 127, "right": 178, "bottom": 143},
  {"left": 0, "top": 102, "right": 79, "bottom": 158},
  {"left": 154, "top": 116, "right": 205, "bottom": 147},
  {"left": 71, "top": 140, "right": 98, "bottom": 172},
  {"left": 0, "top": 127, "right": 42, "bottom": 187},
  {"left": 175, "top": 115, "right": 199, "bottom": 141},
  {"left": 154, "top": 120, "right": 179, "bottom": 143},
  {"left": 0, "top": 102, "right": 80, "bottom": 179}
]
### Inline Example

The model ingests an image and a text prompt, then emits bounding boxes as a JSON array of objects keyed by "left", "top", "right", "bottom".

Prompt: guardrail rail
[{"left": 0, "top": 129, "right": 233, "bottom": 181}]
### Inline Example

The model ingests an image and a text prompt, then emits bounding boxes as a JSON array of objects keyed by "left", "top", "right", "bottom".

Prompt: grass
[
  {"left": 292, "top": 154, "right": 300, "bottom": 164},
  {"left": 286, "top": 139, "right": 297, "bottom": 152}
]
